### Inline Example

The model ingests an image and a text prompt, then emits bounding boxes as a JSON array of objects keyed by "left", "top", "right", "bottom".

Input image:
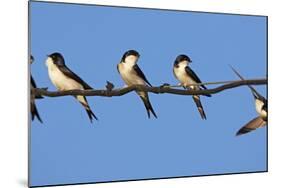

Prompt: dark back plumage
[
  {"left": 133, "top": 64, "right": 152, "bottom": 87},
  {"left": 48, "top": 52, "right": 93, "bottom": 90}
]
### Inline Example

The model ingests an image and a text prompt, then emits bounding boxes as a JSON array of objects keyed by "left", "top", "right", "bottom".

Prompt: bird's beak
[{"left": 46, "top": 54, "right": 50, "bottom": 57}]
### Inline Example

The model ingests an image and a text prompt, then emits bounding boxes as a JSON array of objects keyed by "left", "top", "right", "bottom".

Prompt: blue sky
[{"left": 30, "top": 1, "right": 267, "bottom": 187}]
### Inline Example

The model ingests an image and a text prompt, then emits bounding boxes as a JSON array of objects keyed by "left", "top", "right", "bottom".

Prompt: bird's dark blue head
[
  {"left": 48, "top": 52, "right": 65, "bottom": 66},
  {"left": 174, "top": 54, "right": 192, "bottom": 66},
  {"left": 121, "top": 50, "right": 140, "bottom": 62}
]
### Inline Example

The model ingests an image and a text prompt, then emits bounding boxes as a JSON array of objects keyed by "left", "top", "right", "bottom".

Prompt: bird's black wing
[
  {"left": 57, "top": 65, "right": 93, "bottom": 89},
  {"left": 185, "top": 66, "right": 207, "bottom": 89},
  {"left": 230, "top": 66, "right": 266, "bottom": 101},
  {"left": 117, "top": 63, "right": 120, "bottom": 74},
  {"left": 31, "top": 75, "right": 44, "bottom": 99},
  {"left": 133, "top": 64, "right": 152, "bottom": 87},
  {"left": 236, "top": 116, "right": 266, "bottom": 136},
  {"left": 262, "top": 99, "right": 268, "bottom": 112},
  {"left": 31, "top": 75, "right": 37, "bottom": 88}
]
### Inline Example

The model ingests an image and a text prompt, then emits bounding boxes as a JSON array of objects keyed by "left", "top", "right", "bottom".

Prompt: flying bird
[
  {"left": 30, "top": 55, "right": 43, "bottom": 123},
  {"left": 117, "top": 50, "right": 157, "bottom": 118},
  {"left": 45, "top": 52, "right": 98, "bottom": 123},
  {"left": 230, "top": 66, "right": 267, "bottom": 136},
  {"left": 173, "top": 54, "right": 211, "bottom": 120}
]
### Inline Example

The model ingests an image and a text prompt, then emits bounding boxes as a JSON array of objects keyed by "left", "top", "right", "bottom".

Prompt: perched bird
[
  {"left": 117, "top": 50, "right": 157, "bottom": 118},
  {"left": 30, "top": 55, "right": 43, "bottom": 123},
  {"left": 173, "top": 54, "right": 211, "bottom": 120},
  {"left": 230, "top": 66, "right": 267, "bottom": 136},
  {"left": 45, "top": 52, "right": 97, "bottom": 123}
]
